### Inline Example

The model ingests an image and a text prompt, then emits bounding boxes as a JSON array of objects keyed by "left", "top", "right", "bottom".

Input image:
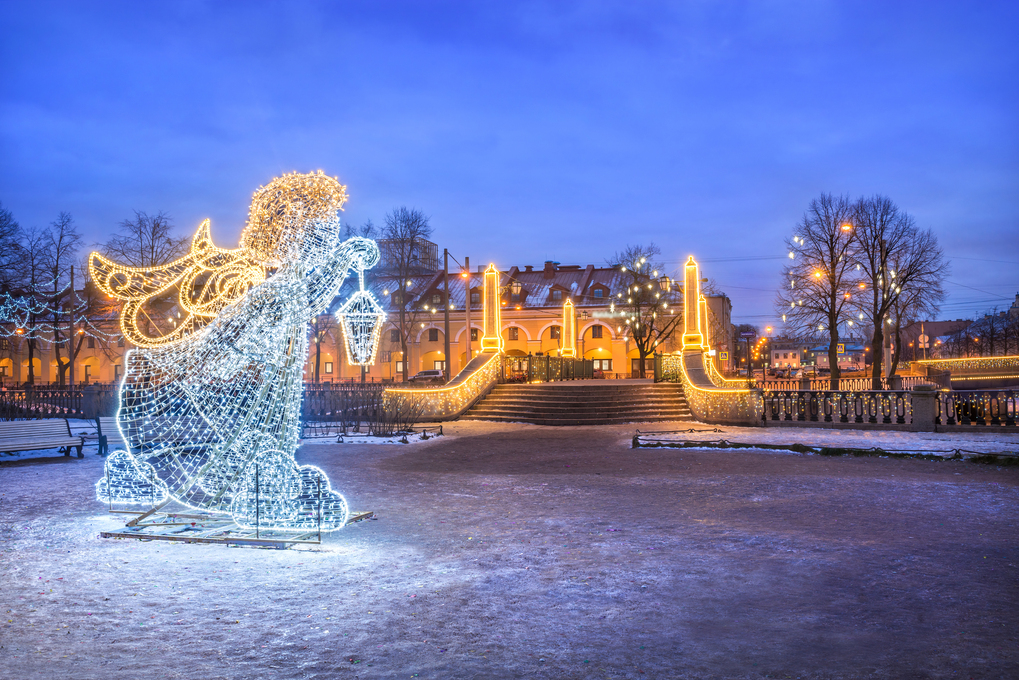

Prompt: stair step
[
  {"left": 462, "top": 415, "right": 696, "bottom": 425},
  {"left": 463, "top": 380, "right": 696, "bottom": 426}
]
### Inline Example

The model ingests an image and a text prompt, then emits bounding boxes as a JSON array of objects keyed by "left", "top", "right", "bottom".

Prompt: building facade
[{"left": 1, "top": 259, "right": 735, "bottom": 385}]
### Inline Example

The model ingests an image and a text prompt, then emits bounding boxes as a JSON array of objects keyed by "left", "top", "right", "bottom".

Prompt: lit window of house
[
  {"left": 508, "top": 327, "right": 519, "bottom": 341},
  {"left": 550, "top": 326, "right": 561, "bottom": 339}
]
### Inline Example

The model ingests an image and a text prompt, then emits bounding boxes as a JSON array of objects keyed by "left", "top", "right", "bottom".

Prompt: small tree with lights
[{"left": 608, "top": 243, "right": 683, "bottom": 377}]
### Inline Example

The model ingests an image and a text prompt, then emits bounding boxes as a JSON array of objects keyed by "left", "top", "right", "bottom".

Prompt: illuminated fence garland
[
  {"left": 384, "top": 352, "right": 502, "bottom": 420},
  {"left": 912, "top": 355, "right": 1019, "bottom": 374},
  {"left": 704, "top": 355, "right": 749, "bottom": 389},
  {"left": 663, "top": 353, "right": 763, "bottom": 425},
  {"left": 93, "top": 171, "right": 379, "bottom": 531}
]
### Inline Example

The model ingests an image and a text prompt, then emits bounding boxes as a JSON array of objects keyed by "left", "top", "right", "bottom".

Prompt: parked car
[{"left": 408, "top": 370, "right": 445, "bottom": 384}]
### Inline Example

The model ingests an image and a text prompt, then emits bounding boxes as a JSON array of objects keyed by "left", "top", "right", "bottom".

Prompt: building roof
[{"left": 340, "top": 261, "right": 659, "bottom": 314}]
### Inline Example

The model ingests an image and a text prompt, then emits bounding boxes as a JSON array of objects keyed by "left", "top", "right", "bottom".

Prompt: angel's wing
[{"left": 90, "top": 219, "right": 266, "bottom": 348}]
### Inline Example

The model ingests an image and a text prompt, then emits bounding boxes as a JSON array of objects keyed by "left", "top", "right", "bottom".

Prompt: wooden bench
[
  {"left": 96, "top": 416, "right": 128, "bottom": 456},
  {"left": 0, "top": 419, "right": 84, "bottom": 458}
]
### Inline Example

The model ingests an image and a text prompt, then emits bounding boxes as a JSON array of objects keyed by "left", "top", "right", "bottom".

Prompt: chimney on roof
[
  {"left": 524, "top": 265, "right": 533, "bottom": 272},
  {"left": 543, "top": 261, "right": 556, "bottom": 279}
]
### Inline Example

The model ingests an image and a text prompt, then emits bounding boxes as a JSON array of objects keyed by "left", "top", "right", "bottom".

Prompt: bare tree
[
  {"left": 309, "top": 313, "right": 339, "bottom": 383},
  {"left": 344, "top": 219, "right": 378, "bottom": 240},
  {"left": 9, "top": 226, "right": 50, "bottom": 384},
  {"left": 102, "top": 211, "right": 188, "bottom": 268},
  {"left": 99, "top": 211, "right": 188, "bottom": 339},
  {"left": 852, "top": 196, "right": 950, "bottom": 387},
  {"left": 382, "top": 207, "right": 433, "bottom": 381},
  {"left": 44, "top": 213, "right": 84, "bottom": 385},
  {"left": 776, "top": 193, "right": 858, "bottom": 389},
  {"left": 609, "top": 244, "right": 683, "bottom": 377},
  {"left": 0, "top": 202, "right": 20, "bottom": 290}
]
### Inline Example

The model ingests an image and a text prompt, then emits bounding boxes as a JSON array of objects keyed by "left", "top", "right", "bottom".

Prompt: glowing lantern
[{"left": 338, "top": 267, "right": 386, "bottom": 366}]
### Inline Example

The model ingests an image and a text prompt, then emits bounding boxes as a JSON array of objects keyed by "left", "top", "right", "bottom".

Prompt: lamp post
[
  {"left": 464, "top": 256, "right": 471, "bottom": 365},
  {"left": 443, "top": 249, "right": 451, "bottom": 381}
]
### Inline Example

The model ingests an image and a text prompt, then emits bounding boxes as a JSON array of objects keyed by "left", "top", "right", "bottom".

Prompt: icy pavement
[{"left": 2, "top": 420, "right": 1018, "bottom": 679}]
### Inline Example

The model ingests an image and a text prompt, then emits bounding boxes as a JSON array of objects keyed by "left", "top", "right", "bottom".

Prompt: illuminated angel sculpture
[{"left": 93, "top": 171, "right": 380, "bottom": 531}]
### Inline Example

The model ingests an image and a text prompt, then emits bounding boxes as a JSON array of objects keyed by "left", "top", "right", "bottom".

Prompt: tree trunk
[
  {"left": 828, "top": 331, "right": 841, "bottom": 391},
  {"left": 870, "top": 325, "right": 884, "bottom": 391},
  {"left": 72, "top": 334, "right": 85, "bottom": 383},
  {"left": 313, "top": 335, "right": 321, "bottom": 383},
  {"left": 27, "top": 336, "right": 36, "bottom": 385},
  {"left": 54, "top": 331, "right": 67, "bottom": 386},
  {"left": 890, "top": 324, "right": 903, "bottom": 376},
  {"left": 399, "top": 302, "right": 408, "bottom": 381}
]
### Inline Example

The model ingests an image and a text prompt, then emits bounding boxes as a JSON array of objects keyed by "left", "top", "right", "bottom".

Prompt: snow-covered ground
[
  {"left": 633, "top": 423, "right": 1019, "bottom": 457},
  {"left": 2, "top": 420, "right": 1018, "bottom": 678}
]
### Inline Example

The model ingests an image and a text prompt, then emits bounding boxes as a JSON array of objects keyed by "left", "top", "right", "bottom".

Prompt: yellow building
[
  {"left": 320, "top": 259, "right": 704, "bottom": 382},
  {"left": 0, "top": 259, "right": 734, "bottom": 385}
]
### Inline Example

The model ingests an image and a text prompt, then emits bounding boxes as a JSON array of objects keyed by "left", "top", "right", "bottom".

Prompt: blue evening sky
[{"left": 2, "top": 1, "right": 1016, "bottom": 326}]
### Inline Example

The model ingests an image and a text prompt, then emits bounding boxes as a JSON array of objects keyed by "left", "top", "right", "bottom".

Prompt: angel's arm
[{"left": 306, "top": 237, "right": 381, "bottom": 315}]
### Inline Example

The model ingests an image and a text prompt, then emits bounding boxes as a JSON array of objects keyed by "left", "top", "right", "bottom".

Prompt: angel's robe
[{"left": 112, "top": 236, "right": 378, "bottom": 518}]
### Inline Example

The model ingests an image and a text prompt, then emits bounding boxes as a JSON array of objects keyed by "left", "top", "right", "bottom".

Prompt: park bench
[
  {"left": 96, "top": 416, "right": 128, "bottom": 456},
  {"left": 0, "top": 419, "right": 84, "bottom": 458}
]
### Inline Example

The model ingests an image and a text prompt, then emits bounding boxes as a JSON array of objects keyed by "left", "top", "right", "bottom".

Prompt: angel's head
[{"left": 241, "top": 171, "right": 348, "bottom": 269}]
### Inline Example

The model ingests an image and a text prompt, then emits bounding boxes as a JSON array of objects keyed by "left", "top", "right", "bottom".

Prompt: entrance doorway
[{"left": 631, "top": 358, "right": 653, "bottom": 378}]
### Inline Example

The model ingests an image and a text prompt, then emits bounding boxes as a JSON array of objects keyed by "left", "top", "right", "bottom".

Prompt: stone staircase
[{"left": 463, "top": 381, "right": 694, "bottom": 425}]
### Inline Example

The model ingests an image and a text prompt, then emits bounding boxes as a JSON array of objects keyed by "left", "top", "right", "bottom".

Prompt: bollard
[{"left": 911, "top": 385, "right": 938, "bottom": 432}]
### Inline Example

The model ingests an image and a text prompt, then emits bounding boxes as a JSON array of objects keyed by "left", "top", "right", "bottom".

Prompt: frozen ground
[{"left": 2, "top": 420, "right": 1018, "bottom": 679}]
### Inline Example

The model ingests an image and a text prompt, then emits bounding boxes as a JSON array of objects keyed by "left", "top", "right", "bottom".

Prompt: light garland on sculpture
[
  {"left": 96, "top": 450, "right": 169, "bottom": 505},
  {"left": 89, "top": 219, "right": 267, "bottom": 348},
  {"left": 337, "top": 265, "right": 386, "bottom": 366},
  {"left": 95, "top": 171, "right": 367, "bottom": 532}
]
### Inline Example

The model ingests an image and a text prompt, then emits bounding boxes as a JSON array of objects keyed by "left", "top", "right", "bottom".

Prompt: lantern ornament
[{"left": 338, "top": 265, "right": 386, "bottom": 366}]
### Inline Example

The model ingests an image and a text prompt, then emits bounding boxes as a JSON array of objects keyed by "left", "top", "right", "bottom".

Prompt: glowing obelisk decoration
[
  {"left": 561, "top": 298, "right": 576, "bottom": 358},
  {"left": 682, "top": 256, "right": 704, "bottom": 350},
  {"left": 698, "top": 294, "right": 710, "bottom": 351},
  {"left": 480, "top": 263, "right": 503, "bottom": 352}
]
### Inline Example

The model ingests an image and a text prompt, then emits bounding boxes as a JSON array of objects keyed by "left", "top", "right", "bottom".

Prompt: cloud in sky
[{"left": 1, "top": 0, "right": 1016, "bottom": 324}]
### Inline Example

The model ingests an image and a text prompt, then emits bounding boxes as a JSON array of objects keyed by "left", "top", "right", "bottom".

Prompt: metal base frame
[{"left": 99, "top": 502, "right": 375, "bottom": 549}]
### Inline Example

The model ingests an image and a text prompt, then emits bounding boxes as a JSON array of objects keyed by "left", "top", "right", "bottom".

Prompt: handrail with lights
[
  {"left": 383, "top": 351, "right": 502, "bottom": 421},
  {"left": 661, "top": 352, "right": 764, "bottom": 426},
  {"left": 911, "top": 355, "right": 1019, "bottom": 375}
]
